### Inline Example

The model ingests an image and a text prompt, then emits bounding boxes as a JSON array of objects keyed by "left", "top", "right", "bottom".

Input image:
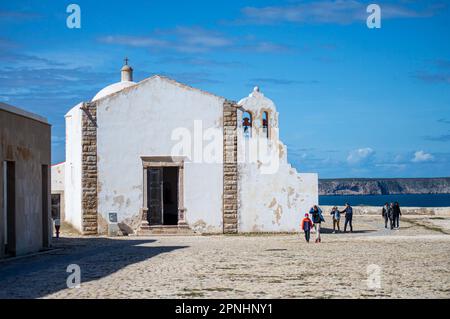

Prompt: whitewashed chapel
[{"left": 53, "top": 60, "right": 318, "bottom": 235}]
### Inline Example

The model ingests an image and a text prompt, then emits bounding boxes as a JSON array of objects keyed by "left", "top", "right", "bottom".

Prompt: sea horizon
[{"left": 319, "top": 193, "right": 450, "bottom": 208}]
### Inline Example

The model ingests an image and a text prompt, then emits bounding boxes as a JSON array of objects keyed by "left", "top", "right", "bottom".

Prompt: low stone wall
[{"left": 321, "top": 205, "right": 450, "bottom": 217}]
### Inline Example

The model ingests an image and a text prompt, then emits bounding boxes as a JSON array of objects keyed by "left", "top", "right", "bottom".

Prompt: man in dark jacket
[
  {"left": 309, "top": 205, "right": 324, "bottom": 243},
  {"left": 341, "top": 203, "right": 353, "bottom": 233},
  {"left": 382, "top": 203, "right": 390, "bottom": 228},
  {"left": 388, "top": 203, "right": 395, "bottom": 230},
  {"left": 393, "top": 202, "right": 402, "bottom": 229}
]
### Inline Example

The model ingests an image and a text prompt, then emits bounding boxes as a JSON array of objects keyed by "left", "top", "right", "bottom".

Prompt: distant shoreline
[
  {"left": 319, "top": 177, "right": 450, "bottom": 196},
  {"left": 321, "top": 193, "right": 450, "bottom": 196},
  {"left": 319, "top": 194, "right": 450, "bottom": 208},
  {"left": 320, "top": 177, "right": 449, "bottom": 181}
]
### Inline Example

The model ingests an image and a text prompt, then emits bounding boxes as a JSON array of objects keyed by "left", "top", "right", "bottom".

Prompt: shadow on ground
[
  {"left": 0, "top": 237, "right": 187, "bottom": 299},
  {"left": 319, "top": 227, "right": 377, "bottom": 234}
]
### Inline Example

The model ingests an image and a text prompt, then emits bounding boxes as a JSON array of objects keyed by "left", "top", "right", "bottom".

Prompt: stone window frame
[{"left": 140, "top": 156, "right": 187, "bottom": 226}]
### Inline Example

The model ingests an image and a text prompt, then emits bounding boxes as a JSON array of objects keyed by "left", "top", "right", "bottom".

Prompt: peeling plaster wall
[
  {"left": 64, "top": 104, "right": 83, "bottom": 232},
  {"left": 183, "top": 163, "right": 224, "bottom": 233},
  {"left": 237, "top": 89, "right": 318, "bottom": 232},
  {"left": 0, "top": 107, "right": 51, "bottom": 257},
  {"left": 96, "top": 76, "right": 225, "bottom": 233},
  {"left": 51, "top": 163, "right": 65, "bottom": 192},
  {"left": 238, "top": 163, "right": 318, "bottom": 232}
]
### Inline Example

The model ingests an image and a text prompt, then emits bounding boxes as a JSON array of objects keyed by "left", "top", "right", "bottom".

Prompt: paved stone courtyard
[{"left": 0, "top": 216, "right": 449, "bottom": 299}]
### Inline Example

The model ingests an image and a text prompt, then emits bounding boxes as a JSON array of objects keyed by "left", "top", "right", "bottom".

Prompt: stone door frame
[{"left": 140, "top": 156, "right": 186, "bottom": 227}]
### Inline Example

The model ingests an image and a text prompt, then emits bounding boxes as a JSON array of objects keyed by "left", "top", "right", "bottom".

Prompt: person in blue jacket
[{"left": 330, "top": 206, "right": 341, "bottom": 233}]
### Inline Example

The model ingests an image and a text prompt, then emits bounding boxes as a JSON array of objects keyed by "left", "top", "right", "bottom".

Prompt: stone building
[
  {"left": 54, "top": 61, "right": 318, "bottom": 235},
  {"left": 0, "top": 102, "right": 52, "bottom": 257}
]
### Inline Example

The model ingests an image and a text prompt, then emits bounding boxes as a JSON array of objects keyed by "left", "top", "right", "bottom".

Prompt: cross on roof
[{"left": 124, "top": 57, "right": 129, "bottom": 65}]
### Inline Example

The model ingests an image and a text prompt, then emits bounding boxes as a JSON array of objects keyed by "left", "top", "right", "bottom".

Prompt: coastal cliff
[{"left": 319, "top": 178, "right": 450, "bottom": 195}]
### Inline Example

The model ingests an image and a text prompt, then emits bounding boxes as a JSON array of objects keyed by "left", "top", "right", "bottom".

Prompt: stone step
[{"left": 137, "top": 225, "right": 196, "bottom": 236}]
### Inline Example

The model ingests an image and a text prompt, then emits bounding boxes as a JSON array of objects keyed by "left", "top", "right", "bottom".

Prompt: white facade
[
  {"left": 95, "top": 76, "right": 225, "bottom": 233},
  {"left": 58, "top": 66, "right": 318, "bottom": 235}
]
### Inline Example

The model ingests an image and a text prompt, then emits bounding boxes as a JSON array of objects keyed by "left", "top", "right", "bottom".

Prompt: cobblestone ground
[{"left": 0, "top": 216, "right": 449, "bottom": 299}]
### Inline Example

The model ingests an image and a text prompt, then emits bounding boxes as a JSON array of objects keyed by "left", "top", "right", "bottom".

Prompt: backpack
[{"left": 311, "top": 208, "right": 325, "bottom": 223}]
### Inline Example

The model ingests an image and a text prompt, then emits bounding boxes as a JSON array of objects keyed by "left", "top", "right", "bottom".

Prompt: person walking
[
  {"left": 301, "top": 213, "right": 313, "bottom": 243},
  {"left": 54, "top": 217, "right": 61, "bottom": 238},
  {"left": 388, "top": 202, "right": 395, "bottom": 230},
  {"left": 382, "top": 202, "right": 390, "bottom": 229},
  {"left": 310, "top": 205, "right": 324, "bottom": 243},
  {"left": 330, "top": 206, "right": 341, "bottom": 233},
  {"left": 341, "top": 203, "right": 354, "bottom": 233},
  {"left": 393, "top": 202, "right": 402, "bottom": 229}
]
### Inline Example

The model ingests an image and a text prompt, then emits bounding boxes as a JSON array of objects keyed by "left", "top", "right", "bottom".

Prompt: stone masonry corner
[
  {"left": 223, "top": 100, "right": 238, "bottom": 234},
  {"left": 81, "top": 102, "right": 98, "bottom": 235}
]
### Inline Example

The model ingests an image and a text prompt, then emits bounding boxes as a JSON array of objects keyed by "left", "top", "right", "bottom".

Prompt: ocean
[{"left": 319, "top": 194, "right": 450, "bottom": 207}]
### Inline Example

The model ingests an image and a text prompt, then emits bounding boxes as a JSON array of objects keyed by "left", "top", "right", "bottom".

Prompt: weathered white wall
[
  {"left": 51, "top": 162, "right": 65, "bottom": 192},
  {"left": 96, "top": 76, "right": 225, "bottom": 233},
  {"left": 64, "top": 104, "right": 83, "bottom": 232},
  {"left": 238, "top": 163, "right": 318, "bottom": 232},
  {"left": 183, "top": 163, "right": 224, "bottom": 233},
  {"left": 237, "top": 89, "right": 319, "bottom": 232},
  {"left": 51, "top": 162, "right": 65, "bottom": 221},
  {"left": 1, "top": 105, "right": 51, "bottom": 257}
]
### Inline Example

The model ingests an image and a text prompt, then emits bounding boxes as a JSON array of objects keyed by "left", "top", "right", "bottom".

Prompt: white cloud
[
  {"left": 412, "top": 151, "right": 434, "bottom": 163},
  {"left": 393, "top": 154, "right": 404, "bottom": 163},
  {"left": 240, "top": 0, "right": 441, "bottom": 25},
  {"left": 98, "top": 27, "right": 231, "bottom": 53},
  {"left": 347, "top": 147, "right": 375, "bottom": 165},
  {"left": 375, "top": 163, "right": 406, "bottom": 170},
  {"left": 98, "top": 35, "right": 167, "bottom": 48},
  {"left": 98, "top": 27, "right": 289, "bottom": 54}
]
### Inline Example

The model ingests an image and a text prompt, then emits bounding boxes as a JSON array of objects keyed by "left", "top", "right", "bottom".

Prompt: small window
[
  {"left": 243, "top": 112, "right": 252, "bottom": 138},
  {"left": 262, "top": 111, "right": 269, "bottom": 138}
]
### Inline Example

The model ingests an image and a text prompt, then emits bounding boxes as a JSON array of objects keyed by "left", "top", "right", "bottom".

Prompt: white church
[{"left": 52, "top": 60, "right": 318, "bottom": 235}]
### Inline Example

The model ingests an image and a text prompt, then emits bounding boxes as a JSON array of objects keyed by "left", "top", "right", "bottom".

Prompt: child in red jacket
[{"left": 301, "top": 213, "right": 314, "bottom": 243}]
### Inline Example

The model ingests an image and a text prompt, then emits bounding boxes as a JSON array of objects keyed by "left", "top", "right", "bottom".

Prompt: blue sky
[{"left": 1, "top": 0, "right": 449, "bottom": 178}]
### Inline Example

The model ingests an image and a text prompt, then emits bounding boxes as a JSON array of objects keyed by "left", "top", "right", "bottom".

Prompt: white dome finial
[
  {"left": 121, "top": 57, "right": 133, "bottom": 82},
  {"left": 249, "top": 86, "right": 262, "bottom": 97}
]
